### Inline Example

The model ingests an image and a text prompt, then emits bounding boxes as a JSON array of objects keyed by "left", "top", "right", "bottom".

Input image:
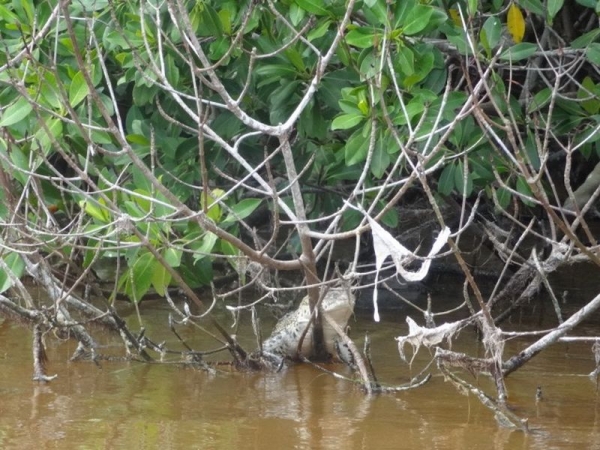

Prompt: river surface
[{"left": 0, "top": 292, "right": 599, "bottom": 449}]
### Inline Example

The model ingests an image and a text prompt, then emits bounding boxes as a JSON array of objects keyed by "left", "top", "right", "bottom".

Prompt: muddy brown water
[{"left": 1, "top": 294, "right": 599, "bottom": 450}]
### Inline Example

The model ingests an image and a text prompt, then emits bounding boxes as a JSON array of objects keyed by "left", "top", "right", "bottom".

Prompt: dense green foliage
[{"left": 1, "top": 0, "right": 600, "bottom": 302}]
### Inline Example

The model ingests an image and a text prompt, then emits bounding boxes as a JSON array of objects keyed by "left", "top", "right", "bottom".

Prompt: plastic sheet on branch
[
  {"left": 366, "top": 215, "right": 450, "bottom": 321},
  {"left": 396, "top": 317, "right": 464, "bottom": 365}
]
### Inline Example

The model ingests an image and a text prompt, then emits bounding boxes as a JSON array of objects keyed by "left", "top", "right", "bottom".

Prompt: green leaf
[
  {"left": 40, "top": 72, "right": 62, "bottom": 110},
  {"left": 547, "top": 0, "right": 564, "bottom": 22},
  {"left": 358, "top": 98, "right": 370, "bottom": 114},
  {"left": 193, "top": 257, "right": 214, "bottom": 285},
  {"left": 33, "top": 118, "right": 62, "bottom": 154},
  {"left": 299, "top": 101, "right": 327, "bottom": 139},
  {"left": 345, "top": 28, "right": 379, "bottom": 48},
  {"left": 344, "top": 129, "right": 370, "bottom": 166},
  {"left": 209, "top": 36, "right": 229, "bottom": 61},
  {"left": 0, "top": 4, "right": 18, "bottom": 23},
  {"left": 295, "top": 0, "right": 328, "bottom": 15},
  {"left": 270, "top": 80, "right": 301, "bottom": 109},
  {"left": 575, "top": 121, "right": 600, "bottom": 147},
  {"left": 338, "top": 99, "right": 362, "bottom": 115},
  {"left": 69, "top": 71, "right": 90, "bottom": 107},
  {"left": 218, "top": 8, "right": 232, "bottom": 34},
  {"left": 200, "top": 4, "right": 223, "bottom": 36},
  {"left": 393, "top": 0, "right": 416, "bottom": 28},
  {"left": 82, "top": 241, "right": 102, "bottom": 270},
  {"left": 424, "top": 9, "right": 448, "bottom": 31},
  {"left": 307, "top": 19, "right": 331, "bottom": 41},
  {"left": 130, "top": 251, "right": 155, "bottom": 301},
  {"left": 152, "top": 262, "right": 170, "bottom": 296},
  {"left": 13, "top": 0, "right": 33, "bottom": 23},
  {"left": 364, "top": 0, "right": 390, "bottom": 26},
  {"left": 446, "top": 31, "right": 469, "bottom": 55},
  {"left": 495, "top": 187, "right": 511, "bottom": 210},
  {"left": 163, "top": 247, "right": 183, "bottom": 267},
  {"left": 371, "top": 138, "right": 390, "bottom": 178},
  {"left": 220, "top": 239, "right": 239, "bottom": 258},
  {"left": 0, "top": 97, "right": 32, "bottom": 127},
  {"left": 341, "top": 208, "right": 362, "bottom": 231},
  {"left": 152, "top": 248, "right": 181, "bottom": 296},
  {"left": 132, "top": 189, "right": 151, "bottom": 213},
  {"left": 79, "top": 199, "right": 111, "bottom": 223},
  {"left": 572, "top": 29, "right": 600, "bottom": 49},
  {"left": 524, "top": 133, "right": 541, "bottom": 170},
  {"left": 201, "top": 189, "right": 224, "bottom": 222},
  {"left": 467, "top": 0, "right": 478, "bottom": 16},
  {"left": 359, "top": 51, "right": 380, "bottom": 80},
  {"left": 578, "top": 76, "right": 600, "bottom": 115},
  {"left": 517, "top": 0, "right": 545, "bottom": 16},
  {"left": 586, "top": 43, "right": 600, "bottom": 66},
  {"left": 192, "top": 232, "right": 218, "bottom": 262},
  {"left": 555, "top": 97, "right": 584, "bottom": 116},
  {"left": 481, "top": 17, "right": 501, "bottom": 56},
  {"left": 393, "top": 99, "right": 425, "bottom": 125},
  {"left": 395, "top": 45, "right": 415, "bottom": 76},
  {"left": 255, "top": 64, "right": 298, "bottom": 86},
  {"left": 222, "top": 198, "right": 263, "bottom": 224},
  {"left": 7, "top": 147, "right": 29, "bottom": 186},
  {"left": 331, "top": 113, "right": 364, "bottom": 130},
  {"left": 438, "top": 163, "right": 455, "bottom": 196},
  {"left": 284, "top": 48, "right": 306, "bottom": 72},
  {"left": 575, "top": 0, "right": 596, "bottom": 7},
  {"left": 289, "top": 3, "right": 306, "bottom": 26},
  {"left": 527, "top": 88, "right": 552, "bottom": 113},
  {"left": 403, "top": 5, "right": 434, "bottom": 36},
  {"left": 471, "top": 158, "right": 494, "bottom": 181},
  {"left": 127, "top": 134, "right": 150, "bottom": 145},
  {"left": 404, "top": 47, "right": 434, "bottom": 88},
  {"left": 381, "top": 207, "right": 399, "bottom": 228},
  {"left": 516, "top": 177, "right": 535, "bottom": 206},
  {"left": 499, "top": 43, "right": 537, "bottom": 61},
  {"left": 0, "top": 253, "right": 25, "bottom": 294}
]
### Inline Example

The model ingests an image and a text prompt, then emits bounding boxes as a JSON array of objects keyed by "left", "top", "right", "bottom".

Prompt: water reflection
[
  {"left": 246, "top": 366, "right": 373, "bottom": 448},
  {"left": 1, "top": 304, "right": 600, "bottom": 449}
]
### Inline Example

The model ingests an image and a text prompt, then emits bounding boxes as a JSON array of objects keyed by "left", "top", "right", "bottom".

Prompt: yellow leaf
[
  {"left": 507, "top": 3, "right": 525, "bottom": 44},
  {"left": 449, "top": 8, "right": 462, "bottom": 27}
]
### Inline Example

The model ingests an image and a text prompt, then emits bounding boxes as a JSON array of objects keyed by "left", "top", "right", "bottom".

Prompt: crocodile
[{"left": 261, "top": 287, "right": 355, "bottom": 360}]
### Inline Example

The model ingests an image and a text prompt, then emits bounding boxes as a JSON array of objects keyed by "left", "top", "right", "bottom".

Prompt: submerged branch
[
  {"left": 323, "top": 313, "right": 374, "bottom": 394},
  {"left": 0, "top": 296, "right": 44, "bottom": 325},
  {"left": 436, "top": 348, "right": 529, "bottom": 433},
  {"left": 438, "top": 359, "right": 529, "bottom": 431},
  {"left": 301, "top": 356, "right": 432, "bottom": 393},
  {"left": 32, "top": 324, "right": 57, "bottom": 382},
  {"left": 503, "top": 292, "right": 600, "bottom": 376}
]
